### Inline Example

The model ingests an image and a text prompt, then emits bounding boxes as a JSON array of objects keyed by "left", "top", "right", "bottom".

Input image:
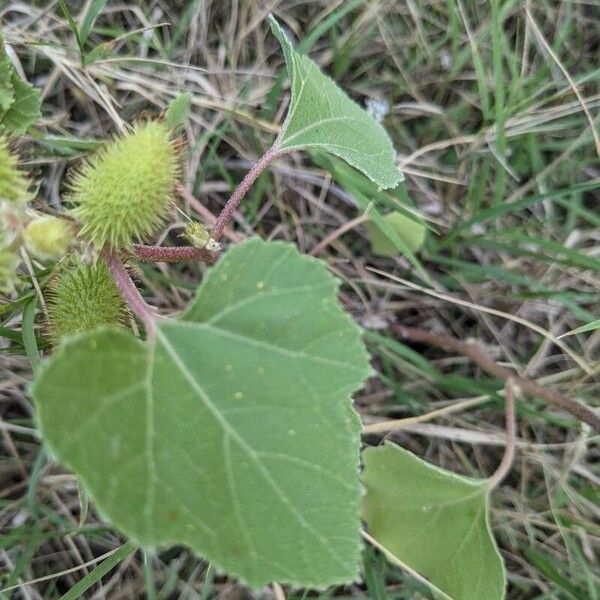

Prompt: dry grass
[{"left": 1, "top": 0, "right": 599, "bottom": 598}]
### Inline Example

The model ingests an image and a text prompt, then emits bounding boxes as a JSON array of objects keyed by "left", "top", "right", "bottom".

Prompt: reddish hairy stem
[
  {"left": 211, "top": 145, "right": 287, "bottom": 241},
  {"left": 390, "top": 323, "right": 600, "bottom": 433},
  {"left": 102, "top": 249, "right": 157, "bottom": 335},
  {"left": 132, "top": 244, "right": 217, "bottom": 265}
]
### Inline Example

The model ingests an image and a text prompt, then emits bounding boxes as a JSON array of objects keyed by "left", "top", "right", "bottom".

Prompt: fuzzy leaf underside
[
  {"left": 362, "top": 443, "right": 506, "bottom": 600},
  {"left": 269, "top": 16, "right": 402, "bottom": 190},
  {"left": 32, "top": 238, "right": 371, "bottom": 588}
]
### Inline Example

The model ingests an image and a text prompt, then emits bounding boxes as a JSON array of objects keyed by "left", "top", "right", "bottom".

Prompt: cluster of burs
[{"left": 0, "top": 120, "right": 193, "bottom": 344}]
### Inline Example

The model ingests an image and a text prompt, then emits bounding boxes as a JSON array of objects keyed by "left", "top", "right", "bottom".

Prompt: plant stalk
[
  {"left": 487, "top": 380, "right": 516, "bottom": 490},
  {"left": 102, "top": 249, "right": 157, "bottom": 335},
  {"left": 132, "top": 244, "right": 217, "bottom": 265},
  {"left": 390, "top": 323, "right": 600, "bottom": 433},
  {"left": 210, "top": 144, "right": 286, "bottom": 241}
]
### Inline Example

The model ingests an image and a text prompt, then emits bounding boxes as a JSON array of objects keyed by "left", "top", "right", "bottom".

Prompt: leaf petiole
[
  {"left": 102, "top": 248, "right": 158, "bottom": 335},
  {"left": 486, "top": 379, "right": 517, "bottom": 491},
  {"left": 132, "top": 244, "right": 217, "bottom": 265},
  {"left": 210, "top": 144, "right": 288, "bottom": 242}
]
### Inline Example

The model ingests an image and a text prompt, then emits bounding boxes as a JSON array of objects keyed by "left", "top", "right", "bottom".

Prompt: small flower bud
[
  {"left": 183, "top": 221, "right": 210, "bottom": 249},
  {"left": 24, "top": 216, "right": 73, "bottom": 260}
]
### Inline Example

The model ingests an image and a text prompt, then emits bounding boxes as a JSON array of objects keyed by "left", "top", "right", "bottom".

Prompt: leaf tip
[{"left": 268, "top": 13, "right": 292, "bottom": 49}]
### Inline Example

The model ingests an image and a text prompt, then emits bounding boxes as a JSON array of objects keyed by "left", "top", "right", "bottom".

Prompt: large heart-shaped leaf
[
  {"left": 32, "top": 238, "right": 371, "bottom": 588},
  {"left": 362, "top": 442, "right": 506, "bottom": 600},
  {"left": 269, "top": 16, "right": 402, "bottom": 190}
]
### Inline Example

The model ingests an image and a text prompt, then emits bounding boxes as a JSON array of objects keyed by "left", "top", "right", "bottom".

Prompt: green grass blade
[
  {"left": 559, "top": 319, "right": 600, "bottom": 339},
  {"left": 58, "top": 542, "right": 137, "bottom": 600},
  {"left": 22, "top": 297, "right": 40, "bottom": 372},
  {"left": 79, "top": 0, "right": 108, "bottom": 46},
  {"left": 57, "top": 0, "right": 83, "bottom": 56}
]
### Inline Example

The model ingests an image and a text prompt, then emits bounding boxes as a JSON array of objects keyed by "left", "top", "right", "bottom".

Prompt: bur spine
[
  {"left": 70, "top": 121, "right": 180, "bottom": 249},
  {"left": 47, "top": 258, "right": 128, "bottom": 345},
  {"left": 0, "top": 137, "right": 29, "bottom": 203},
  {"left": 0, "top": 250, "right": 19, "bottom": 294}
]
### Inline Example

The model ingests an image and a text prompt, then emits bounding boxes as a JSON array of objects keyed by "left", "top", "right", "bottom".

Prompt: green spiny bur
[
  {"left": 0, "top": 250, "right": 20, "bottom": 293},
  {"left": 70, "top": 121, "right": 180, "bottom": 249},
  {"left": 47, "top": 258, "right": 128, "bottom": 345},
  {"left": 0, "top": 137, "right": 29, "bottom": 203}
]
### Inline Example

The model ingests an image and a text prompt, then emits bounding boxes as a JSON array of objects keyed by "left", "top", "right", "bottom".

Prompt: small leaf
[
  {"left": 364, "top": 211, "right": 426, "bottom": 257},
  {"left": 165, "top": 92, "right": 192, "bottom": 131},
  {"left": 1, "top": 71, "right": 41, "bottom": 134},
  {"left": 308, "top": 150, "right": 432, "bottom": 283},
  {"left": 362, "top": 442, "right": 506, "bottom": 600},
  {"left": 269, "top": 15, "right": 401, "bottom": 190},
  {"left": 32, "top": 238, "right": 371, "bottom": 588}
]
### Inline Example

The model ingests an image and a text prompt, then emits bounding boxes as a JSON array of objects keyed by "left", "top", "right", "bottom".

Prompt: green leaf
[
  {"left": 261, "top": 0, "right": 363, "bottom": 120},
  {"left": 269, "top": 16, "right": 402, "bottom": 190},
  {"left": 0, "top": 36, "right": 15, "bottom": 111},
  {"left": 32, "top": 238, "right": 371, "bottom": 588},
  {"left": 57, "top": 0, "right": 84, "bottom": 55},
  {"left": 558, "top": 318, "right": 600, "bottom": 339},
  {"left": 165, "top": 92, "right": 192, "bottom": 131},
  {"left": 362, "top": 442, "right": 506, "bottom": 600},
  {"left": 79, "top": 0, "right": 108, "bottom": 47},
  {"left": 308, "top": 150, "right": 432, "bottom": 283},
  {"left": 58, "top": 542, "right": 137, "bottom": 600},
  {"left": 1, "top": 71, "right": 41, "bottom": 134},
  {"left": 364, "top": 211, "right": 426, "bottom": 257}
]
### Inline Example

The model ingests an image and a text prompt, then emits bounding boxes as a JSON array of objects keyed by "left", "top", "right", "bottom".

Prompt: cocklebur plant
[
  {"left": 9, "top": 15, "right": 519, "bottom": 599},
  {"left": 0, "top": 137, "right": 31, "bottom": 292}
]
